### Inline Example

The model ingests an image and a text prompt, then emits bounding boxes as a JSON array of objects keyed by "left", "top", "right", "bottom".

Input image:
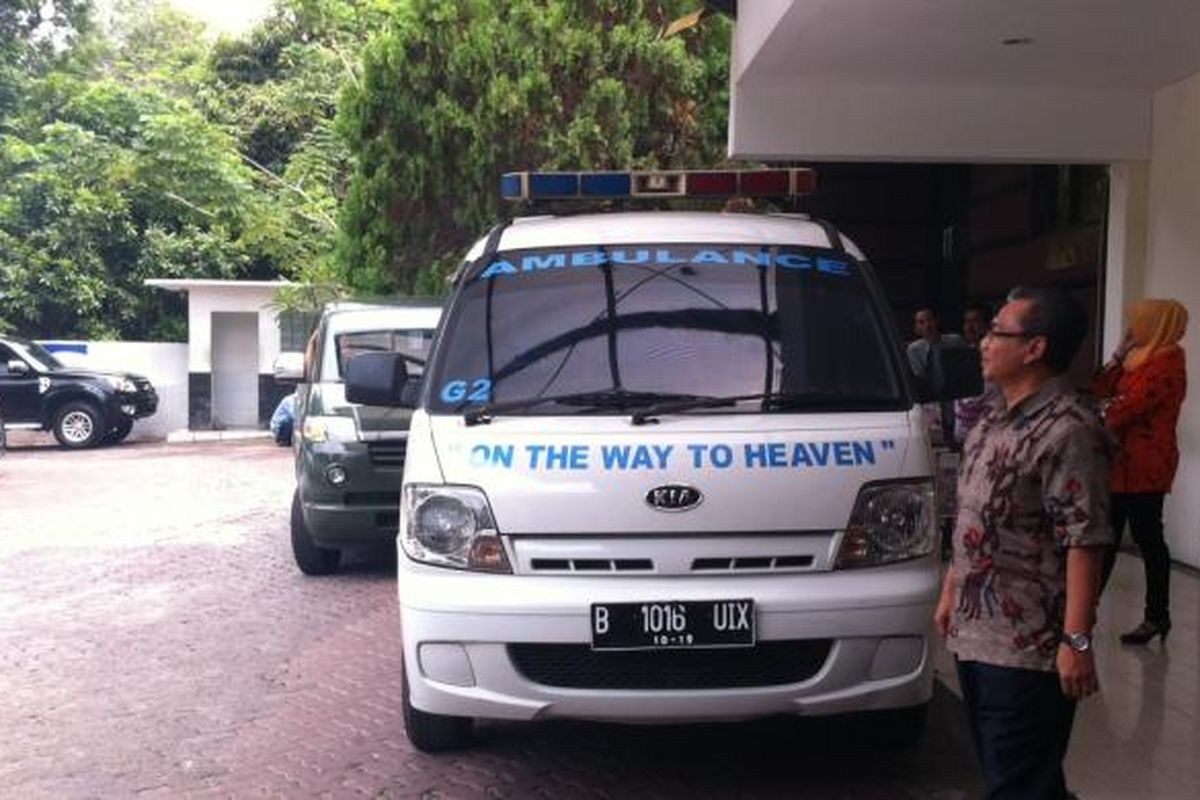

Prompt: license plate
[{"left": 590, "top": 599, "right": 755, "bottom": 650}]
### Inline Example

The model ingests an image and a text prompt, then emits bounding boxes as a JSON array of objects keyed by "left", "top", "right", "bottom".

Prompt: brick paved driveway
[{"left": 0, "top": 439, "right": 981, "bottom": 799}]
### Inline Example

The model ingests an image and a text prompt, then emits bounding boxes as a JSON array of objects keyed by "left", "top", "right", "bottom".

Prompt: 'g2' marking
[{"left": 440, "top": 378, "right": 492, "bottom": 405}]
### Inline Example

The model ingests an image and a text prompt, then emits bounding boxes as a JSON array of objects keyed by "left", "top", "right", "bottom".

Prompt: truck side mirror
[
  {"left": 935, "top": 346, "right": 984, "bottom": 401},
  {"left": 7, "top": 360, "right": 30, "bottom": 376},
  {"left": 910, "top": 346, "right": 983, "bottom": 402},
  {"left": 345, "top": 352, "right": 410, "bottom": 407}
]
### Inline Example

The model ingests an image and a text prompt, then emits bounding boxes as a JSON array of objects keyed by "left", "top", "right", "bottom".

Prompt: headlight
[
  {"left": 834, "top": 479, "right": 935, "bottom": 569},
  {"left": 105, "top": 376, "right": 137, "bottom": 393},
  {"left": 301, "top": 415, "right": 358, "bottom": 443},
  {"left": 401, "top": 485, "right": 511, "bottom": 573}
]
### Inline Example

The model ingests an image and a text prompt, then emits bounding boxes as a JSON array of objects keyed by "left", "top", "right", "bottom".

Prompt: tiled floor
[
  {"left": 937, "top": 552, "right": 1200, "bottom": 799},
  {"left": 1072, "top": 552, "right": 1199, "bottom": 799}
]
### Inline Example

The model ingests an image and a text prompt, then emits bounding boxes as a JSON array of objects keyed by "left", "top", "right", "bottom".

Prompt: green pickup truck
[{"left": 289, "top": 302, "right": 442, "bottom": 575}]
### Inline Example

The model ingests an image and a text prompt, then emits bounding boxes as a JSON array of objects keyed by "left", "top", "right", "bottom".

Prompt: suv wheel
[
  {"left": 53, "top": 401, "right": 104, "bottom": 449},
  {"left": 402, "top": 667, "right": 473, "bottom": 752},
  {"left": 290, "top": 490, "right": 340, "bottom": 575},
  {"left": 104, "top": 418, "right": 134, "bottom": 445}
]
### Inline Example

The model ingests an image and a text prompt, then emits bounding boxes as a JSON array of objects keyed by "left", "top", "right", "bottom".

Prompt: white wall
[
  {"left": 185, "top": 285, "right": 282, "bottom": 375},
  {"left": 730, "top": 83, "right": 1151, "bottom": 164},
  {"left": 1143, "top": 70, "right": 1200, "bottom": 568},
  {"left": 38, "top": 341, "right": 188, "bottom": 441}
]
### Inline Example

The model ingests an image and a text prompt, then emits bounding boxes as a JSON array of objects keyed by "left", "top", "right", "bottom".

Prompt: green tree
[
  {"left": 201, "top": 0, "right": 401, "bottom": 290},
  {"left": 1, "top": 0, "right": 92, "bottom": 121},
  {"left": 336, "top": 0, "right": 731, "bottom": 295},
  {"left": 0, "top": 2, "right": 267, "bottom": 339},
  {"left": 1, "top": 0, "right": 736, "bottom": 335}
]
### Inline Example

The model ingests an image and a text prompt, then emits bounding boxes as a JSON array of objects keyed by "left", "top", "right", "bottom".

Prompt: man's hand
[
  {"left": 933, "top": 575, "right": 955, "bottom": 637},
  {"left": 1057, "top": 644, "right": 1099, "bottom": 700}
]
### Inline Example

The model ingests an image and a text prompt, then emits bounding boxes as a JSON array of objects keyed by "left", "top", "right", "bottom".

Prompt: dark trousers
[
  {"left": 956, "top": 659, "right": 1076, "bottom": 800},
  {"left": 1101, "top": 492, "right": 1172, "bottom": 624}
]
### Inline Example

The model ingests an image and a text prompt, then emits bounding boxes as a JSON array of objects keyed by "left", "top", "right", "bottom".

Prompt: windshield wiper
[
  {"left": 463, "top": 389, "right": 712, "bottom": 426},
  {"left": 630, "top": 391, "right": 902, "bottom": 425}
]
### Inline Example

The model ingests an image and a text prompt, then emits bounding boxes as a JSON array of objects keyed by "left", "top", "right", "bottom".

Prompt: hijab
[{"left": 1124, "top": 299, "right": 1188, "bottom": 371}]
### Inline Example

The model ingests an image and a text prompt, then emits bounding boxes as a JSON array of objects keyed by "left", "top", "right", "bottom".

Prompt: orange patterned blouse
[{"left": 1094, "top": 346, "right": 1187, "bottom": 494}]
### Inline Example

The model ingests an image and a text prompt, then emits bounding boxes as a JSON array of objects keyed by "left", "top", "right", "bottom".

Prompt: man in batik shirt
[{"left": 934, "top": 286, "right": 1111, "bottom": 800}]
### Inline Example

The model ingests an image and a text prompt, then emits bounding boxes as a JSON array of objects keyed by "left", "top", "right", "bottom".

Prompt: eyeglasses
[{"left": 985, "top": 323, "right": 1043, "bottom": 340}]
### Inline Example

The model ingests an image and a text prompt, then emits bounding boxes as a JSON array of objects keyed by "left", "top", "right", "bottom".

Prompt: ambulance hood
[{"left": 425, "top": 411, "right": 920, "bottom": 535}]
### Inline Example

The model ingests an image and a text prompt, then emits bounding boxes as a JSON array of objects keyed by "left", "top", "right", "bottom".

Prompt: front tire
[
  {"left": 53, "top": 401, "right": 104, "bottom": 449},
  {"left": 403, "top": 667, "right": 473, "bottom": 752},
  {"left": 290, "top": 490, "right": 340, "bottom": 575},
  {"left": 103, "top": 418, "right": 134, "bottom": 445},
  {"left": 868, "top": 703, "right": 928, "bottom": 747}
]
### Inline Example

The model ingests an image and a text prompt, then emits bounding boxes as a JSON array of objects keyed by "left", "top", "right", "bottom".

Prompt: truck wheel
[
  {"left": 403, "top": 667, "right": 473, "bottom": 752},
  {"left": 868, "top": 703, "right": 928, "bottom": 747},
  {"left": 53, "top": 401, "right": 104, "bottom": 449},
  {"left": 290, "top": 490, "right": 340, "bottom": 575},
  {"left": 104, "top": 418, "right": 134, "bottom": 445}
]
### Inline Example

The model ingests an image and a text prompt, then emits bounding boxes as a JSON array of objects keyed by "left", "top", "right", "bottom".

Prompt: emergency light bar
[{"left": 500, "top": 169, "right": 817, "bottom": 201}]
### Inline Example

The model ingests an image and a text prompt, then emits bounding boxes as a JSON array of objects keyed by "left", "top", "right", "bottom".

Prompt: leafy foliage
[
  {"left": 0, "top": 0, "right": 732, "bottom": 338},
  {"left": 337, "top": 0, "right": 731, "bottom": 294},
  {"left": 1, "top": 0, "right": 91, "bottom": 124},
  {"left": 0, "top": 2, "right": 278, "bottom": 338}
]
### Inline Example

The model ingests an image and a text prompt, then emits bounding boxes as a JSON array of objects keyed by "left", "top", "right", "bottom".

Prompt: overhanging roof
[
  {"left": 145, "top": 279, "right": 291, "bottom": 293},
  {"left": 730, "top": 0, "right": 1200, "bottom": 163}
]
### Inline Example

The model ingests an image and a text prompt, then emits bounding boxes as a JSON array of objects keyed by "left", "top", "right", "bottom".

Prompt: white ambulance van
[{"left": 346, "top": 169, "right": 978, "bottom": 752}]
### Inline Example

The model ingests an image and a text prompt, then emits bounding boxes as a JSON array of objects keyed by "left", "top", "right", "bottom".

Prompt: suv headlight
[
  {"left": 301, "top": 415, "right": 358, "bottom": 443},
  {"left": 105, "top": 376, "right": 137, "bottom": 393},
  {"left": 401, "top": 485, "right": 511, "bottom": 573},
  {"left": 834, "top": 479, "right": 935, "bottom": 569}
]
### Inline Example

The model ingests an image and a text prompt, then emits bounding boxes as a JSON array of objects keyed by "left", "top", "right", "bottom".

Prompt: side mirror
[
  {"left": 345, "top": 352, "right": 410, "bottom": 407},
  {"left": 935, "top": 346, "right": 984, "bottom": 401},
  {"left": 272, "top": 352, "right": 305, "bottom": 381},
  {"left": 910, "top": 346, "right": 983, "bottom": 402},
  {"left": 7, "top": 360, "right": 30, "bottom": 376}
]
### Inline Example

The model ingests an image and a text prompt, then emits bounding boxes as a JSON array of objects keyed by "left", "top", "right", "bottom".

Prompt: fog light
[
  {"left": 418, "top": 643, "right": 475, "bottom": 687},
  {"left": 869, "top": 636, "right": 925, "bottom": 680},
  {"left": 325, "top": 464, "right": 349, "bottom": 486},
  {"left": 120, "top": 404, "right": 136, "bottom": 415}
]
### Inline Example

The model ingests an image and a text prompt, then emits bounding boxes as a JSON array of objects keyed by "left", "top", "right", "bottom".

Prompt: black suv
[{"left": 0, "top": 335, "right": 158, "bottom": 448}]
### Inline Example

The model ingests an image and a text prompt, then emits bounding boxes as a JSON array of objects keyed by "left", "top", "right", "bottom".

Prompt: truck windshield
[
  {"left": 333, "top": 329, "right": 434, "bottom": 381},
  {"left": 427, "top": 244, "right": 906, "bottom": 415}
]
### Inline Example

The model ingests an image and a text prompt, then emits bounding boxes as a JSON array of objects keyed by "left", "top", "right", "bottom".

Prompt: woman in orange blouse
[{"left": 1096, "top": 299, "right": 1188, "bottom": 644}]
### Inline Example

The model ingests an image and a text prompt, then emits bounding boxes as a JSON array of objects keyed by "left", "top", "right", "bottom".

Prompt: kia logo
[{"left": 646, "top": 484, "right": 703, "bottom": 512}]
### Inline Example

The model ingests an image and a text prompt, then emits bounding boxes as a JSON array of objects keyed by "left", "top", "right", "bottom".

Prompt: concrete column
[{"left": 1102, "top": 162, "right": 1150, "bottom": 356}]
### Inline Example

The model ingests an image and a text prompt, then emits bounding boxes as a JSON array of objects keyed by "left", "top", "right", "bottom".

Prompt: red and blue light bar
[{"left": 500, "top": 169, "right": 817, "bottom": 201}]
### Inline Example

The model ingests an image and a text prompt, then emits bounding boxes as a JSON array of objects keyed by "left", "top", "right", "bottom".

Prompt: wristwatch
[{"left": 1062, "top": 631, "right": 1092, "bottom": 653}]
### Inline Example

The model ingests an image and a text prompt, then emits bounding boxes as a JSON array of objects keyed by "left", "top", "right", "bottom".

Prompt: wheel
[
  {"left": 103, "top": 418, "right": 134, "bottom": 445},
  {"left": 290, "top": 490, "right": 340, "bottom": 575},
  {"left": 403, "top": 666, "right": 473, "bottom": 752},
  {"left": 867, "top": 703, "right": 928, "bottom": 747},
  {"left": 52, "top": 401, "right": 104, "bottom": 449}
]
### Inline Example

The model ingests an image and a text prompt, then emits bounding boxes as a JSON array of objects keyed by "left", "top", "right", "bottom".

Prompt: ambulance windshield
[{"left": 428, "top": 244, "right": 906, "bottom": 415}]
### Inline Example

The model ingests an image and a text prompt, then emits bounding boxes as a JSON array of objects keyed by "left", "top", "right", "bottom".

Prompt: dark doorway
[{"left": 796, "top": 163, "right": 1108, "bottom": 383}]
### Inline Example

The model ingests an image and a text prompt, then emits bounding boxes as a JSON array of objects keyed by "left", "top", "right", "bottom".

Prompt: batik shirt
[{"left": 947, "top": 378, "right": 1111, "bottom": 672}]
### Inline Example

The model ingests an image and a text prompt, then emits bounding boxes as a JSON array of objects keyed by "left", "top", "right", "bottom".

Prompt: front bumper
[
  {"left": 298, "top": 438, "right": 407, "bottom": 547},
  {"left": 110, "top": 387, "right": 158, "bottom": 419},
  {"left": 400, "top": 557, "right": 938, "bottom": 723}
]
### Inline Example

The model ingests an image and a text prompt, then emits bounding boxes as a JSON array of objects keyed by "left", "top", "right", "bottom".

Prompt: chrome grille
[
  {"left": 367, "top": 441, "right": 407, "bottom": 468},
  {"left": 509, "top": 640, "right": 833, "bottom": 689},
  {"left": 510, "top": 533, "right": 834, "bottom": 575},
  {"left": 691, "top": 555, "right": 815, "bottom": 571},
  {"left": 530, "top": 558, "right": 653, "bottom": 573}
]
